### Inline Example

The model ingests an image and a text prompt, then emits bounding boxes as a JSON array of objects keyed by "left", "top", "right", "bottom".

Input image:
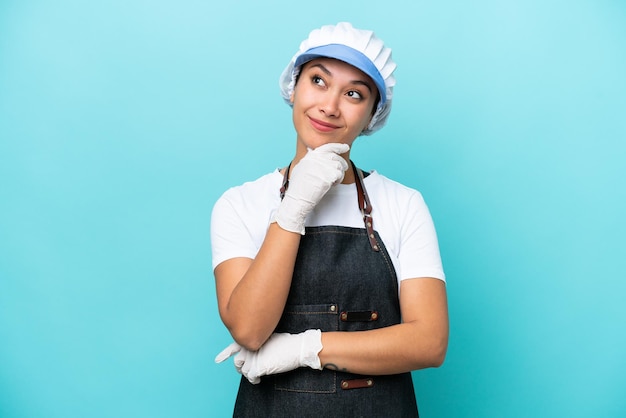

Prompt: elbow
[
  {"left": 427, "top": 336, "right": 448, "bottom": 368},
  {"left": 228, "top": 325, "right": 269, "bottom": 352},
  {"left": 416, "top": 347, "right": 446, "bottom": 370},
  {"left": 424, "top": 319, "right": 449, "bottom": 368},
  {"left": 411, "top": 333, "right": 448, "bottom": 369},
  {"left": 429, "top": 347, "right": 447, "bottom": 368},
  {"left": 220, "top": 310, "right": 271, "bottom": 351}
]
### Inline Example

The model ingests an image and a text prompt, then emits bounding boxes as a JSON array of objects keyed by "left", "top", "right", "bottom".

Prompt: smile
[{"left": 308, "top": 116, "right": 340, "bottom": 132}]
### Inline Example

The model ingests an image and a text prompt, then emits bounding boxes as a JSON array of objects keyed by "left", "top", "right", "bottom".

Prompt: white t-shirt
[{"left": 211, "top": 169, "right": 445, "bottom": 286}]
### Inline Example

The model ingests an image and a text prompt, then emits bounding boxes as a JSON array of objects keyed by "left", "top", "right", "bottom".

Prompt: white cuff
[{"left": 300, "top": 329, "right": 323, "bottom": 370}]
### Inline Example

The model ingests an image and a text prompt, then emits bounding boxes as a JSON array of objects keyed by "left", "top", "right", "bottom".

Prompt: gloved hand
[
  {"left": 275, "top": 143, "right": 350, "bottom": 234},
  {"left": 214, "top": 329, "right": 323, "bottom": 384}
]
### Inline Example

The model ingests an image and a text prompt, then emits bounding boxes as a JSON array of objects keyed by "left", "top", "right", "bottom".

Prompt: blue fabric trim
[{"left": 294, "top": 44, "right": 387, "bottom": 105}]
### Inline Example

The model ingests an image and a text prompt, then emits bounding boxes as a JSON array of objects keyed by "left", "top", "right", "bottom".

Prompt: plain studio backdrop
[{"left": 1, "top": 1, "right": 625, "bottom": 417}]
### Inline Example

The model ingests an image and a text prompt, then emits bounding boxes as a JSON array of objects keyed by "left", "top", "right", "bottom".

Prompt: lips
[{"left": 308, "top": 116, "right": 340, "bottom": 132}]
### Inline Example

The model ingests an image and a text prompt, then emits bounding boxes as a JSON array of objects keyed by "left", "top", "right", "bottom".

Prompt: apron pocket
[
  {"left": 274, "top": 303, "right": 339, "bottom": 334},
  {"left": 273, "top": 303, "right": 338, "bottom": 393}
]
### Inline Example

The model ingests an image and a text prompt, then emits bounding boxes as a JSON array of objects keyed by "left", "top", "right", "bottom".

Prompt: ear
[{"left": 289, "top": 91, "right": 294, "bottom": 103}]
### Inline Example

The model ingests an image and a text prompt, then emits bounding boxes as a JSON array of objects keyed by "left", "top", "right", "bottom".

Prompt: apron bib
[{"left": 232, "top": 164, "right": 419, "bottom": 417}]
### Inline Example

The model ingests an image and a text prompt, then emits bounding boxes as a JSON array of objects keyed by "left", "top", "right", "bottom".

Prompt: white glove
[
  {"left": 214, "top": 329, "right": 323, "bottom": 384},
  {"left": 275, "top": 143, "right": 350, "bottom": 234}
]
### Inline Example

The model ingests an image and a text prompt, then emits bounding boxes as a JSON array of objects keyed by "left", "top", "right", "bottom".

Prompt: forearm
[
  {"left": 217, "top": 223, "right": 301, "bottom": 350},
  {"left": 319, "top": 321, "right": 448, "bottom": 375}
]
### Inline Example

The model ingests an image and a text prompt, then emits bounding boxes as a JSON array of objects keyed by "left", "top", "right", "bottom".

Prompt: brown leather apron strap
[
  {"left": 279, "top": 163, "right": 291, "bottom": 200},
  {"left": 352, "top": 161, "right": 380, "bottom": 252}
]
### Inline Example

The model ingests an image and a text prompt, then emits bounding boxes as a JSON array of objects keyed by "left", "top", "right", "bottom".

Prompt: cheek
[
  {"left": 293, "top": 86, "right": 316, "bottom": 108},
  {"left": 352, "top": 109, "right": 373, "bottom": 131}
]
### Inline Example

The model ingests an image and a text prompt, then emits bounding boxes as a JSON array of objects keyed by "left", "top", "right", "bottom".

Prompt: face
[{"left": 291, "top": 58, "right": 378, "bottom": 156}]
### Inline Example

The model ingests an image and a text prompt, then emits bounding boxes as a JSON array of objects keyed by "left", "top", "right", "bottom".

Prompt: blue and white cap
[{"left": 279, "top": 22, "right": 397, "bottom": 135}]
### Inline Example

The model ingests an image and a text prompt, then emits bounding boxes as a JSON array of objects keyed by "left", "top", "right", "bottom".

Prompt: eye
[
  {"left": 346, "top": 90, "right": 363, "bottom": 100},
  {"left": 312, "top": 75, "right": 326, "bottom": 87}
]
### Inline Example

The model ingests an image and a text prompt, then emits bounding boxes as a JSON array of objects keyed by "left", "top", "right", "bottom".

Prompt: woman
[{"left": 212, "top": 22, "right": 448, "bottom": 417}]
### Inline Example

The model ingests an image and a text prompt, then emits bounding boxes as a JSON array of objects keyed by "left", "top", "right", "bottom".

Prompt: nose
[{"left": 319, "top": 92, "right": 341, "bottom": 117}]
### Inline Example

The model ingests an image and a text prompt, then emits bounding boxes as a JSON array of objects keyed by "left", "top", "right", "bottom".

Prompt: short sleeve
[
  {"left": 397, "top": 191, "right": 445, "bottom": 282},
  {"left": 210, "top": 171, "right": 282, "bottom": 271},
  {"left": 210, "top": 192, "right": 260, "bottom": 270}
]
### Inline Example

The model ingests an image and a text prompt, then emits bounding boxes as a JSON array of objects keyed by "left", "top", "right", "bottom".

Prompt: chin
[
  {"left": 302, "top": 135, "right": 350, "bottom": 148},
  {"left": 297, "top": 128, "right": 357, "bottom": 151}
]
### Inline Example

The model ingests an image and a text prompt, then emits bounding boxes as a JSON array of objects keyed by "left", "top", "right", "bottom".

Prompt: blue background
[{"left": 1, "top": 1, "right": 625, "bottom": 417}]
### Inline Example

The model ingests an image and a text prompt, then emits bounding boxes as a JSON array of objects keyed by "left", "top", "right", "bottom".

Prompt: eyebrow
[{"left": 308, "top": 63, "right": 373, "bottom": 93}]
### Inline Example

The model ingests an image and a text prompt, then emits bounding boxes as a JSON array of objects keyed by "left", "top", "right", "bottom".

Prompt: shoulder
[
  {"left": 364, "top": 171, "right": 427, "bottom": 208},
  {"left": 364, "top": 170, "right": 436, "bottom": 248},
  {"left": 219, "top": 169, "right": 283, "bottom": 197},
  {"left": 364, "top": 171, "right": 445, "bottom": 282},
  {"left": 214, "top": 170, "right": 282, "bottom": 210},
  {"left": 211, "top": 170, "right": 283, "bottom": 269}
]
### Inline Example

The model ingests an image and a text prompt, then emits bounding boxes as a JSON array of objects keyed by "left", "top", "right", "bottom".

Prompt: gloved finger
[
  {"left": 309, "top": 146, "right": 349, "bottom": 175},
  {"left": 311, "top": 152, "right": 348, "bottom": 184},
  {"left": 330, "top": 154, "right": 349, "bottom": 177},
  {"left": 246, "top": 374, "right": 261, "bottom": 385},
  {"left": 240, "top": 354, "right": 263, "bottom": 385},
  {"left": 242, "top": 362, "right": 262, "bottom": 385},
  {"left": 214, "top": 342, "right": 242, "bottom": 363},
  {"left": 240, "top": 353, "right": 253, "bottom": 377},
  {"left": 233, "top": 349, "right": 249, "bottom": 371},
  {"left": 234, "top": 351, "right": 260, "bottom": 384},
  {"left": 312, "top": 142, "right": 350, "bottom": 155}
]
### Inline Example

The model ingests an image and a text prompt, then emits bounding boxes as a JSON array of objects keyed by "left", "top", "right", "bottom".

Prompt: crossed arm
[{"left": 215, "top": 223, "right": 449, "bottom": 375}]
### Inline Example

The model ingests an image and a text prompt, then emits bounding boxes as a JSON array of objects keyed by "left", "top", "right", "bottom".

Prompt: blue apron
[{"left": 232, "top": 163, "right": 419, "bottom": 417}]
